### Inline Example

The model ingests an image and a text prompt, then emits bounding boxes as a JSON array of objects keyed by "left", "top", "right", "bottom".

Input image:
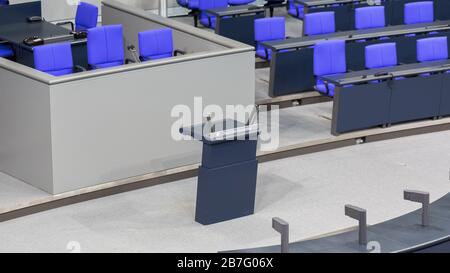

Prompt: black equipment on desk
[
  {"left": 26, "top": 16, "right": 43, "bottom": 23},
  {"left": 72, "top": 31, "right": 87, "bottom": 39},
  {"left": 23, "top": 36, "right": 43, "bottom": 46}
]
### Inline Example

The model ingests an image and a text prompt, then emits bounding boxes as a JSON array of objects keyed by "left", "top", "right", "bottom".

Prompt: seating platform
[{"left": 223, "top": 192, "right": 450, "bottom": 253}]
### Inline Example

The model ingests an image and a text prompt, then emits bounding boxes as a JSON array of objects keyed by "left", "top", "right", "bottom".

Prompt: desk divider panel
[
  {"left": 439, "top": 73, "right": 450, "bottom": 117},
  {"left": 332, "top": 82, "right": 391, "bottom": 135},
  {"left": 389, "top": 75, "right": 442, "bottom": 124},
  {"left": 436, "top": 0, "right": 450, "bottom": 21},
  {"left": 269, "top": 48, "right": 314, "bottom": 97},
  {"left": 216, "top": 14, "right": 265, "bottom": 46}
]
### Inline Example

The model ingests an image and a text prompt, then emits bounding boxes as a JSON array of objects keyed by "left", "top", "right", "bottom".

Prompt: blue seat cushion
[
  {"left": 365, "top": 42, "right": 397, "bottom": 69},
  {"left": 417, "top": 36, "right": 448, "bottom": 62},
  {"left": 138, "top": 28, "right": 173, "bottom": 61},
  {"left": 287, "top": 1, "right": 304, "bottom": 19},
  {"left": 304, "top": 11, "right": 335, "bottom": 36},
  {"left": 314, "top": 40, "right": 346, "bottom": 76},
  {"left": 177, "top": 0, "right": 189, "bottom": 7},
  {"left": 316, "top": 77, "right": 353, "bottom": 97},
  {"left": 200, "top": 13, "right": 217, "bottom": 28},
  {"left": 33, "top": 43, "right": 74, "bottom": 76},
  {"left": 188, "top": 0, "right": 200, "bottom": 9},
  {"left": 87, "top": 25, "right": 124, "bottom": 69},
  {"left": 404, "top": 1, "right": 434, "bottom": 24},
  {"left": 355, "top": 6, "right": 385, "bottom": 30},
  {"left": 75, "top": 2, "right": 98, "bottom": 31},
  {"left": 0, "top": 44, "right": 13, "bottom": 58}
]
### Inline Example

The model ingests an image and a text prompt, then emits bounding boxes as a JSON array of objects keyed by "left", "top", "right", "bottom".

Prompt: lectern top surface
[{"left": 179, "top": 119, "right": 259, "bottom": 144}]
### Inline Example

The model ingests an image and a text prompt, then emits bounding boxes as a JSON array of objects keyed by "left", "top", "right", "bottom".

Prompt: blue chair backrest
[
  {"left": 75, "top": 2, "right": 99, "bottom": 31},
  {"left": 177, "top": 0, "right": 189, "bottom": 7},
  {"left": 404, "top": 1, "right": 434, "bottom": 24},
  {"left": 355, "top": 6, "right": 385, "bottom": 30},
  {"left": 34, "top": 43, "right": 73, "bottom": 76},
  {"left": 254, "top": 17, "right": 285, "bottom": 43},
  {"left": 138, "top": 28, "right": 174, "bottom": 61},
  {"left": 313, "top": 40, "right": 346, "bottom": 76},
  {"left": 365, "top": 43, "right": 397, "bottom": 69},
  {"left": 0, "top": 0, "right": 9, "bottom": 6},
  {"left": 417, "top": 37, "right": 448, "bottom": 62},
  {"left": 199, "top": 0, "right": 228, "bottom": 11},
  {"left": 304, "top": 12, "right": 335, "bottom": 36},
  {"left": 87, "top": 25, "right": 124, "bottom": 69}
]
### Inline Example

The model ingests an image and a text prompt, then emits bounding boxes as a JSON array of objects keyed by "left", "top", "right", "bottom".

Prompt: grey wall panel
[
  {"left": 0, "top": 64, "right": 53, "bottom": 193},
  {"left": 102, "top": 3, "right": 226, "bottom": 60},
  {"left": 49, "top": 51, "right": 255, "bottom": 193}
]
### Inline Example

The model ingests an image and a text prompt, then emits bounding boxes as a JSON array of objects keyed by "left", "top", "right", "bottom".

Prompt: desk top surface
[
  {"left": 206, "top": 5, "right": 265, "bottom": 16},
  {"left": 262, "top": 20, "right": 450, "bottom": 50},
  {"left": 180, "top": 119, "right": 259, "bottom": 144},
  {"left": 0, "top": 21, "right": 75, "bottom": 48},
  {"left": 319, "top": 60, "right": 450, "bottom": 85}
]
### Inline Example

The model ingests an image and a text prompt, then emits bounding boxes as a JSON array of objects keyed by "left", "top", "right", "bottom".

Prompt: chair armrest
[
  {"left": 73, "top": 65, "right": 86, "bottom": 72},
  {"left": 56, "top": 21, "right": 74, "bottom": 31},
  {"left": 174, "top": 49, "right": 186, "bottom": 56}
]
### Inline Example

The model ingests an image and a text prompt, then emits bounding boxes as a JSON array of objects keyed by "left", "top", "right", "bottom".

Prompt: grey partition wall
[{"left": 0, "top": 0, "right": 255, "bottom": 194}]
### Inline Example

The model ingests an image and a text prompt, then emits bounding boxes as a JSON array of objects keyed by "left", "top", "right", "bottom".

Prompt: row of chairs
[
  {"left": 289, "top": 1, "right": 435, "bottom": 35},
  {"left": 34, "top": 26, "right": 182, "bottom": 76},
  {"left": 254, "top": 0, "right": 438, "bottom": 60},
  {"left": 178, "top": 0, "right": 254, "bottom": 29},
  {"left": 314, "top": 36, "right": 449, "bottom": 97},
  {"left": 0, "top": 2, "right": 98, "bottom": 60}
]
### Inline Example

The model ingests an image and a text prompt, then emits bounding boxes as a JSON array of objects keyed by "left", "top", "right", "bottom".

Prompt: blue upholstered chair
[
  {"left": 199, "top": 0, "right": 228, "bottom": 29},
  {"left": 228, "top": 0, "right": 254, "bottom": 5},
  {"left": 313, "top": 40, "right": 347, "bottom": 97},
  {"left": 33, "top": 43, "right": 84, "bottom": 76},
  {"left": 404, "top": 1, "right": 434, "bottom": 25},
  {"left": 365, "top": 43, "right": 397, "bottom": 69},
  {"left": 287, "top": 0, "right": 304, "bottom": 19},
  {"left": 416, "top": 37, "right": 448, "bottom": 75},
  {"left": 0, "top": 0, "right": 9, "bottom": 6},
  {"left": 138, "top": 28, "right": 185, "bottom": 61},
  {"left": 87, "top": 25, "right": 124, "bottom": 69},
  {"left": 254, "top": 17, "right": 285, "bottom": 60},
  {"left": 304, "top": 12, "right": 335, "bottom": 36},
  {"left": 177, "top": 0, "right": 200, "bottom": 9},
  {"left": 355, "top": 6, "right": 385, "bottom": 30},
  {"left": 0, "top": 43, "right": 13, "bottom": 58},
  {"left": 365, "top": 42, "right": 405, "bottom": 81},
  {"left": 57, "top": 2, "right": 98, "bottom": 31},
  {"left": 417, "top": 37, "right": 448, "bottom": 62}
]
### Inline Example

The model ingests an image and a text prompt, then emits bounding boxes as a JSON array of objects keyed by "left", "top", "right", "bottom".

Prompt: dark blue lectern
[{"left": 180, "top": 119, "right": 259, "bottom": 225}]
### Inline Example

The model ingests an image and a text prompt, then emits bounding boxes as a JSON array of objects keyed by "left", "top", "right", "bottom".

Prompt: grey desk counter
[
  {"left": 320, "top": 60, "right": 450, "bottom": 85},
  {"left": 206, "top": 5, "right": 265, "bottom": 17},
  {"left": 263, "top": 20, "right": 450, "bottom": 51}
]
